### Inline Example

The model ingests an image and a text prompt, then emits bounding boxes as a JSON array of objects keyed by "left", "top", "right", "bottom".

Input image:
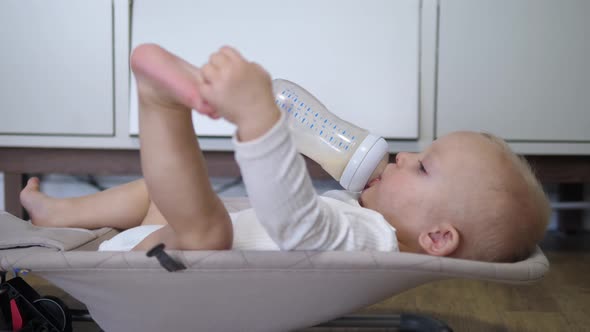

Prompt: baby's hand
[{"left": 196, "top": 46, "right": 280, "bottom": 140}]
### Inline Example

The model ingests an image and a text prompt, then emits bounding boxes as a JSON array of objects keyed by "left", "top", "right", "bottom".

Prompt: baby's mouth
[{"left": 364, "top": 177, "right": 381, "bottom": 190}]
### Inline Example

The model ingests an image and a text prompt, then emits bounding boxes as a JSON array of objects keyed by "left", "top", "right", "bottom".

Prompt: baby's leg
[
  {"left": 130, "top": 44, "right": 232, "bottom": 251},
  {"left": 20, "top": 177, "right": 152, "bottom": 229}
]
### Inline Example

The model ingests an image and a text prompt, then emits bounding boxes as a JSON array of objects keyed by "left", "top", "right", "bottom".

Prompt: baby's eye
[{"left": 419, "top": 161, "right": 427, "bottom": 174}]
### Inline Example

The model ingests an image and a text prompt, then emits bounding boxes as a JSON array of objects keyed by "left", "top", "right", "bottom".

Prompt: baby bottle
[{"left": 272, "top": 79, "right": 389, "bottom": 192}]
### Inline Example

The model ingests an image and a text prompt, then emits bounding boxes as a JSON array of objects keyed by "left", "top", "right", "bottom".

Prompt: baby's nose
[
  {"left": 395, "top": 152, "right": 406, "bottom": 166},
  {"left": 395, "top": 152, "right": 415, "bottom": 168}
]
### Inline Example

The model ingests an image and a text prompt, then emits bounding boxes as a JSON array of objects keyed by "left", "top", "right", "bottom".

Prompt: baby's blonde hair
[{"left": 459, "top": 133, "right": 551, "bottom": 262}]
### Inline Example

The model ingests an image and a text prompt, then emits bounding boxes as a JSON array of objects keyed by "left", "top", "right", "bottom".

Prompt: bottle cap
[{"left": 339, "top": 134, "right": 389, "bottom": 192}]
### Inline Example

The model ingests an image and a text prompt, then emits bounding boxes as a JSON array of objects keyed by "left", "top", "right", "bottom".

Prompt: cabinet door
[
  {"left": 130, "top": 0, "right": 420, "bottom": 139},
  {"left": 0, "top": 0, "right": 113, "bottom": 136},
  {"left": 437, "top": 0, "right": 590, "bottom": 141}
]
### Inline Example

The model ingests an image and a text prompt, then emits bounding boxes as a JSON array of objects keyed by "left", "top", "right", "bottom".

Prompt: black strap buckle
[{"left": 146, "top": 244, "right": 187, "bottom": 272}]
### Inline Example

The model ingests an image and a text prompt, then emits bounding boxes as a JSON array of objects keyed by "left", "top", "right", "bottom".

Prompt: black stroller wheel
[{"left": 33, "top": 296, "right": 72, "bottom": 332}]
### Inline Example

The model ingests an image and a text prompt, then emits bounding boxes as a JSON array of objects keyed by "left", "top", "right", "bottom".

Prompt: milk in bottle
[{"left": 272, "top": 79, "right": 388, "bottom": 192}]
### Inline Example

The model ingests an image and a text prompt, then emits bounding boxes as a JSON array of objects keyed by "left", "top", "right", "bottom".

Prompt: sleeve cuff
[{"left": 232, "top": 112, "right": 291, "bottom": 160}]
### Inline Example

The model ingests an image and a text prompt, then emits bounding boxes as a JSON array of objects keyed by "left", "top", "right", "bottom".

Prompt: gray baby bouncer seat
[{"left": 0, "top": 198, "right": 549, "bottom": 332}]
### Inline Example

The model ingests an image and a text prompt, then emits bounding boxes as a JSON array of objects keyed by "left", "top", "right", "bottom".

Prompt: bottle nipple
[
  {"left": 368, "top": 154, "right": 389, "bottom": 182},
  {"left": 339, "top": 134, "right": 389, "bottom": 192}
]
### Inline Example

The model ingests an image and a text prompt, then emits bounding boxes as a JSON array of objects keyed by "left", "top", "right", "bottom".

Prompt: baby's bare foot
[
  {"left": 20, "top": 177, "right": 66, "bottom": 227},
  {"left": 130, "top": 43, "right": 204, "bottom": 111}
]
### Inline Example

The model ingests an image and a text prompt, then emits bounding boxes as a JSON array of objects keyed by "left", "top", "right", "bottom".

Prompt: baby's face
[{"left": 360, "top": 132, "right": 505, "bottom": 252}]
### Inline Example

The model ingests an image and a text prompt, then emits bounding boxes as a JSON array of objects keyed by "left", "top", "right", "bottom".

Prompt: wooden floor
[
  {"left": 10, "top": 232, "right": 590, "bottom": 332},
  {"left": 355, "top": 250, "right": 590, "bottom": 332}
]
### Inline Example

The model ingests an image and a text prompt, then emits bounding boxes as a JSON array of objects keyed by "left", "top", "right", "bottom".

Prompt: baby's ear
[{"left": 418, "top": 223, "right": 460, "bottom": 257}]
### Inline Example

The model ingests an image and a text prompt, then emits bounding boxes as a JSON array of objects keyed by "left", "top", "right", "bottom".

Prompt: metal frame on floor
[
  {"left": 316, "top": 314, "right": 452, "bottom": 331},
  {"left": 67, "top": 310, "right": 454, "bottom": 331}
]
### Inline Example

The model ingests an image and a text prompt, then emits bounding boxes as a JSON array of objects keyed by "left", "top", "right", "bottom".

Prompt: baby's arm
[
  {"left": 233, "top": 113, "right": 345, "bottom": 250},
  {"left": 195, "top": 47, "right": 340, "bottom": 249},
  {"left": 198, "top": 47, "right": 394, "bottom": 250},
  {"left": 234, "top": 114, "right": 397, "bottom": 251},
  {"left": 235, "top": 124, "right": 398, "bottom": 251}
]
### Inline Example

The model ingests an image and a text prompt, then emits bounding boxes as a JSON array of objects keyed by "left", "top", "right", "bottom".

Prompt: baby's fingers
[
  {"left": 220, "top": 46, "right": 244, "bottom": 63},
  {"left": 200, "top": 63, "right": 219, "bottom": 85},
  {"left": 209, "top": 51, "right": 231, "bottom": 70},
  {"left": 201, "top": 106, "right": 221, "bottom": 120},
  {"left": 208, "top": 111, "right": 221, "bottom": 120},
  {"left": 195, "top": 99, "right": 215, "bottom": 115},
  {"left": 195, "top": 69, "right": 214, "bottom": 99}
]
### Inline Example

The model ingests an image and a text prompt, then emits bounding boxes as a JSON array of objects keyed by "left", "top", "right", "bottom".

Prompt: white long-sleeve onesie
[{"left": 99, "top": 114, "right": 398, "bottom": 252}]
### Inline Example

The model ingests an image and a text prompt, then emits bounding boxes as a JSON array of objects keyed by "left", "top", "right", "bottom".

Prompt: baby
[{"left": 19, "top": 44, "right": 550, "bottom": 262}]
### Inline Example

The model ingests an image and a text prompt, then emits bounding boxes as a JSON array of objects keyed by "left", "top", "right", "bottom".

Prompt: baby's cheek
[
  {"left": 361, "top": 189, "right": 381, "bottom": 210},
  {"left": 381, "top": 174, "right": 405, "bottom": 191},
  {"left": 379, "top": 180, "right": 403, "bottom": 201}
]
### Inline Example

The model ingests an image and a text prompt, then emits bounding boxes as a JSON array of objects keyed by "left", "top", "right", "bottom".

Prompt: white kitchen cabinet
[
  {"left": 437, "top": 0, "right": 590, "bottom": 141},
  {"left": 0, "top": 0, "right": 589, "bottom": 155},
  {"left": 129, "top": 0, "right": 420, "bottom": 139},
  {"left": 0, "top": 0, "right": 114, "bottom": 136}
]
